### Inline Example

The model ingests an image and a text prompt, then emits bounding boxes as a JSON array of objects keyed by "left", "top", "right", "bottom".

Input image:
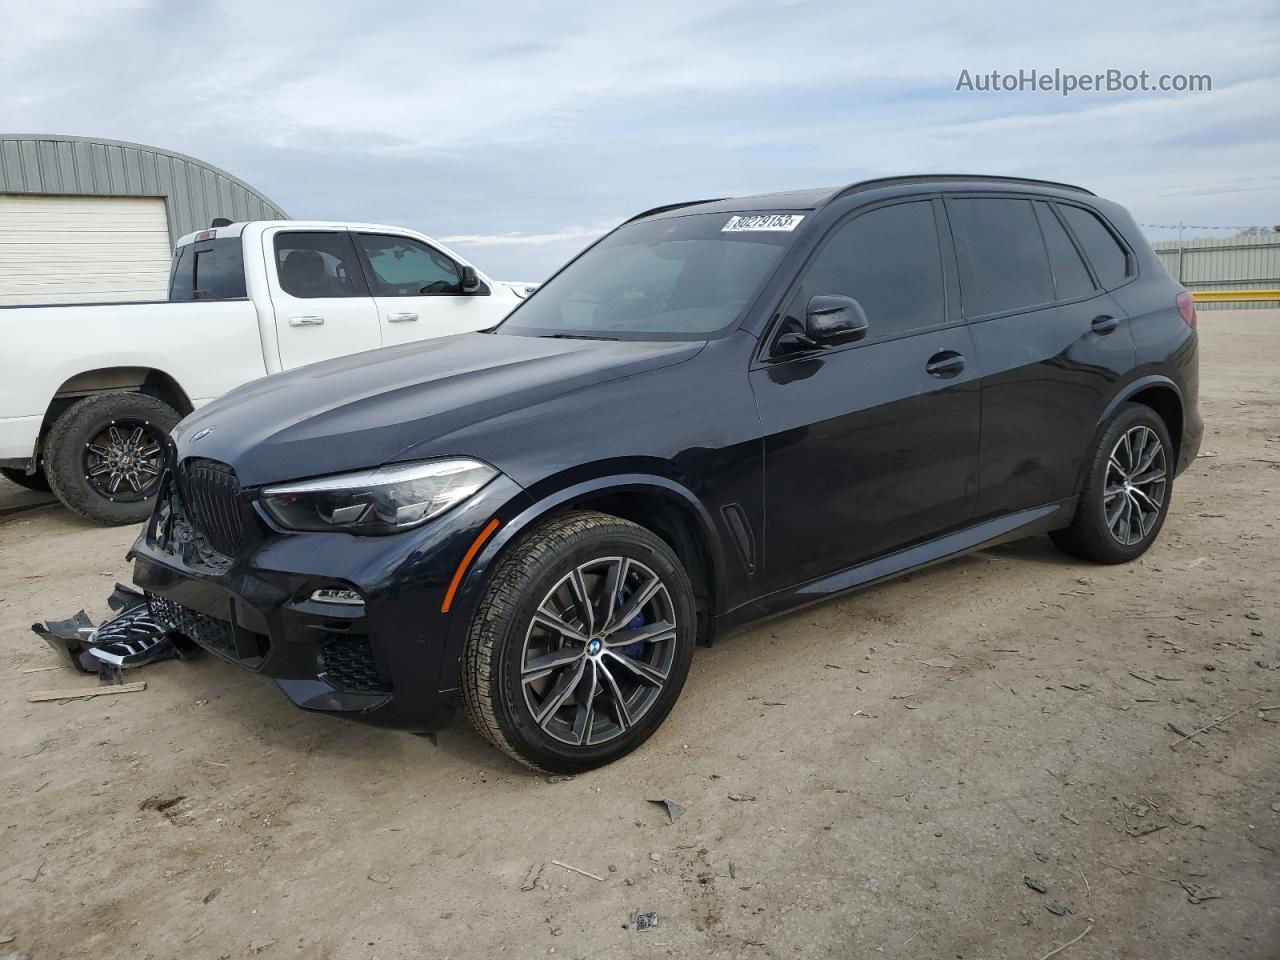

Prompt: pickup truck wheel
[
  {"left": 44, "top": 392, "right": 178, "bottom": 525},
  {"left": 462, "top": 511, "right": 696, "bottom": 774},
  {"left": 1, "top": 466, "right": 51, "bottom": 492}
]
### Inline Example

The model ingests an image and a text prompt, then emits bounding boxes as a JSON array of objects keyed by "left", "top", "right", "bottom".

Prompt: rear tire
[
  {"left": 1, "top": 466, "right": 51, "bottom": 492},
  {"left": 462, "top": 511, "right": 696, "bottom": 773},
  {"left": 43, "top": 392, "right": 178, "bottom": 525},
  {"left": 1050, "top": 403, "right": 1174, "bottom": 563}
]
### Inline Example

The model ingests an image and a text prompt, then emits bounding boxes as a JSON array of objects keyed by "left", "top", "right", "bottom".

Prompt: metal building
[{"left": 0, "top": 134, "right": 288, "bottom": 305}]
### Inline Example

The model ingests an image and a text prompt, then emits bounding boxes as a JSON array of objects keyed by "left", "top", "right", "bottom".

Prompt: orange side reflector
[{"left": 441, "top": 518, "right": 500, "bottom": 613}]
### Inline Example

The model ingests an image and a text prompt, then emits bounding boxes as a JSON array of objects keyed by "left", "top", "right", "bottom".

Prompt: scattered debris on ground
[
  {"left": 521, "top": 863, "right": 545, "bottom": 891},
  {"left": 647, "top": 797, "right": 687, "bottom": 823},
  {"left": 550, "top": 859, "right": 604, "bottom": 882},
  {"left": 27, "top": 583, "right": 197, "bottom": 685},
  {"left": 27, "top": 680, "right": 146, "bottom": 702}
]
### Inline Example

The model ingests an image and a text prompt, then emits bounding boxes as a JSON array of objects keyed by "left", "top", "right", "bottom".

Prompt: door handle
[
  {"left": 387, "top": 312, "right": 419, "bottom": 323},
  {"left": 289, "top": 315, "right": 325, "bottom": 326},
  {"left": 926, "top": 350, "right": 966, "bottom": 378},
  {"left": 1091, "top": 314, "right": 1119, "bottom": 335}
]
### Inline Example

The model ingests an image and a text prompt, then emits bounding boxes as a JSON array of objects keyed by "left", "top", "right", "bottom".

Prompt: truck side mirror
[{"left": 460, "top": 265, "right": 481, "bottom": 292}]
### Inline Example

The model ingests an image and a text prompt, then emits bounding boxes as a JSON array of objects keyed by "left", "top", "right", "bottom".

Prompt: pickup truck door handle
[
  {"left": 926, "top": 350, "right": 966, "bottom": 378},
  {"left": 289, "top": 315, "right": 325, "bottom": 327},
  {"left": 387, "top": 312, "right": 419, "bottom": 323},
  {"left": 1091, "top": 314, "right": 1119, "bottom": 335}
]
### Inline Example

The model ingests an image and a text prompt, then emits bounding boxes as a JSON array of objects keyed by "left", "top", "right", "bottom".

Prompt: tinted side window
[
  {"left": 1034, "top": 203, "right": 1094, "bottom": 300},
  {"left": 948, "top": 198, "right": 1054, "bottom": 317},
  {"left": 799, "top": 201, "right": 945, "bottom": 339},
  {"left": 1058, "top": 205, "right": 1131, "bottom": 289},
  {"left": 169, "top": 238, "right": 245, "bottom": 301},
  {"left": 274, "top": 232, "right": 368, "bottom": 299},
  {"left": 169, "top": 245, "right": 193, "bottom": 301},
  {"left": 355, "top": 234, "right": 461, "bottom": 296}
]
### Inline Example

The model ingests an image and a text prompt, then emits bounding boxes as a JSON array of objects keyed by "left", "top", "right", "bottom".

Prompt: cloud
[{"left": 2, "top": 0, "right": 1277, "bottom": 273}]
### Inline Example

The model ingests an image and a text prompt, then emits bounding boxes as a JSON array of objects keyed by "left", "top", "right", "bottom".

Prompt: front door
[
  {"left": 353, "top": 233, "right": 513, "bottom": 347},
  {"left": 267, "top": 229, "right": 382, "bottom": 370},
  {"left": 749, "top": 198, "right": 981, "bottom": 593}
]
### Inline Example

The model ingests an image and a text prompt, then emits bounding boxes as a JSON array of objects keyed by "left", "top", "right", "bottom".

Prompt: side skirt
[{"left": 715, "top": 498, "right": 1076, "bottom": 637}]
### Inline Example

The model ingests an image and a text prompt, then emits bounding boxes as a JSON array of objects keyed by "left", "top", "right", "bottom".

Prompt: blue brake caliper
[{"left": 616, "top": 585, "right": 646, "bottom": 660}]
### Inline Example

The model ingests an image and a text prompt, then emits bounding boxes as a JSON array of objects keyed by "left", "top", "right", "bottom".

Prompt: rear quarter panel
[{"left": 1099, "top": 201, "right": 1201, "bottom": 469}]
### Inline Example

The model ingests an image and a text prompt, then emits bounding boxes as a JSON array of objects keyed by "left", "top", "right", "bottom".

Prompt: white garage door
[{"left": 0, "top": 194, "right": 172, "bottom": 306}]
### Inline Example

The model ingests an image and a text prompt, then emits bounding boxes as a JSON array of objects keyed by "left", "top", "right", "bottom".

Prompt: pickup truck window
[
  {"left": 355, "top": 234, "right": 462, "bottom": 296},
  {"left": 169, "top": 238, "right": 247, "bottom": 301},
  {"left": 274, "top": 232, "right": 369, "bottom": 299}
]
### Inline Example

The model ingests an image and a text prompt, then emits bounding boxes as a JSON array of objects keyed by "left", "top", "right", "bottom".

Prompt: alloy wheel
[
  {"left": 82, "top": 419, "right": 166, "bottom": 502},
  {"left": 521, "top": 557, "right": 678, "bottom": 747},
  {"left": 1103, "top": 425, "right": 1167, "bottom": 546}
]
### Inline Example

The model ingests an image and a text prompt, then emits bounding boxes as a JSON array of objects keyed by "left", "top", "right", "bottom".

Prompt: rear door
[
  {"left": 948, "top": 196, "right": 1136, "bottom": 519},
  {"left": 352, "top": 232, "right": 513, "bottom": 346},
  {"left": 750, "top": 198, "right": 981, "bottom": 592},
  {"left": 265, "top": 229, "right": 382, "bottom": 369}
]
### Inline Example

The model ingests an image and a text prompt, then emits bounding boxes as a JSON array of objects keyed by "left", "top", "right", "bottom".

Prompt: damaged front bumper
[{"left": 129, "top": 469, "right": 525, "bottom": 732}]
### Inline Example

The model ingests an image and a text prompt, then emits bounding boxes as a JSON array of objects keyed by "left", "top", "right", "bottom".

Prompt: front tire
[
  {"left": 43, "top": 392, "right": 178, "bottom": 525},
  {"left": 462, "top": 511, "right": 696, "bottom": 773},
  {"left": 1050, "top": 403, "right": 1174, "bottom": 563}
]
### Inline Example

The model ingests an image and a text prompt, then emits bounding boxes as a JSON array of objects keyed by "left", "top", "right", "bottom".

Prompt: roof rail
[
  {"left": 624, "top": 198, "right": 728, "bottom": 224},
  {"left": 832, "top": 174, "right": 1094, "bottom": 202}
]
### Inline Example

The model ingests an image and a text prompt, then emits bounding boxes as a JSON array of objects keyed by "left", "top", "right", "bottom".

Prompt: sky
[{"left": 2, "top": 0, "right": 1278, "bottom": 280}]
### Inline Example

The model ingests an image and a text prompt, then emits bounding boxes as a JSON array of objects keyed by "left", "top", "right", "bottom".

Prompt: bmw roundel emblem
[{"left": 191, "top": 426, "right": 215, "bottom": 443}]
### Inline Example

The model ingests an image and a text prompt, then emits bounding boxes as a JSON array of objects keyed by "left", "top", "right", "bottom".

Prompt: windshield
[{"left": 498, "top": 211, "right": 803, "bottom": 340}]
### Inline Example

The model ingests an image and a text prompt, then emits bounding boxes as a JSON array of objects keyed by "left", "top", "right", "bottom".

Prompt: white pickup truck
[{"left": 0, "top": 220, "right": 534, "bottom": 523}]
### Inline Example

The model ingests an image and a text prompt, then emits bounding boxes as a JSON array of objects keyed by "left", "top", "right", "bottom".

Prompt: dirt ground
[{"left": 2, "top": 312, "right": 1277, "bottom": 960}]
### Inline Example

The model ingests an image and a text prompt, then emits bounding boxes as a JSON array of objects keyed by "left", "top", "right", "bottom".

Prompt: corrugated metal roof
[{"left": 0, "top": 134, "right": 288, "bottom": 247}]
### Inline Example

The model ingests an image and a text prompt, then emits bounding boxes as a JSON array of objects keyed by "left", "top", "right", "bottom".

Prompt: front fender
[{"left": 433, "top": 472, "right": 726, "bottom": 693}]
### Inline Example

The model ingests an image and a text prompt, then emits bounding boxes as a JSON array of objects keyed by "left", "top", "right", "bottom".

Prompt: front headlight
[{"left": 260, "top": 458, "right": 498, "bottom": 534}]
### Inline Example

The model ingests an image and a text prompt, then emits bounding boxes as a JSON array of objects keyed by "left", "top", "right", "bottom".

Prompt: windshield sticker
[{"left": 722, "top": 214, "right": 805, "bottom": 233}]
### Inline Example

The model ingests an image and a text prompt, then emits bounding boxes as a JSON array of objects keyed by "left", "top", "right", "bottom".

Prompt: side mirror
[
  {"left": 460, "top": 265, "right": 481, "bottom": 292},
  {"left": 805, "top": 295, "right": 868, "bottom": 345},
  {"left": 776, "top": 295, "right": 869, "bottom": 354}
]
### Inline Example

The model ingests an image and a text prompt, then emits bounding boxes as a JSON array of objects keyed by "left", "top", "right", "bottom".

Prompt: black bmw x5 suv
[{"left": 132, "top": 175, "right": 1202, "bottom": 772}]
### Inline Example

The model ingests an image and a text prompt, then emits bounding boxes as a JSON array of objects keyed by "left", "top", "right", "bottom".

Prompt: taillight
[{"left": 1176, "top": 290, "right": 1197, "bottom": 328}]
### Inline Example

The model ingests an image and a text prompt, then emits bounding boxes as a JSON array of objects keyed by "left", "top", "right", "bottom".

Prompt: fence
[{"left": 1152, "top": 234, "right": 1280, "bottom": 310}]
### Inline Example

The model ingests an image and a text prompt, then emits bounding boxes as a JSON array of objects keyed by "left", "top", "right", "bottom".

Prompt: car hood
[{"left": 172, "top": 333, "right": 701, "bottom": 486}]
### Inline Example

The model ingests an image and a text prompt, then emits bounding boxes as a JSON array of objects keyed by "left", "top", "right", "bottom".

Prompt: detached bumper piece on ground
[{"left": 29, "top": 582, "right": 198, "bottom": 683}]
